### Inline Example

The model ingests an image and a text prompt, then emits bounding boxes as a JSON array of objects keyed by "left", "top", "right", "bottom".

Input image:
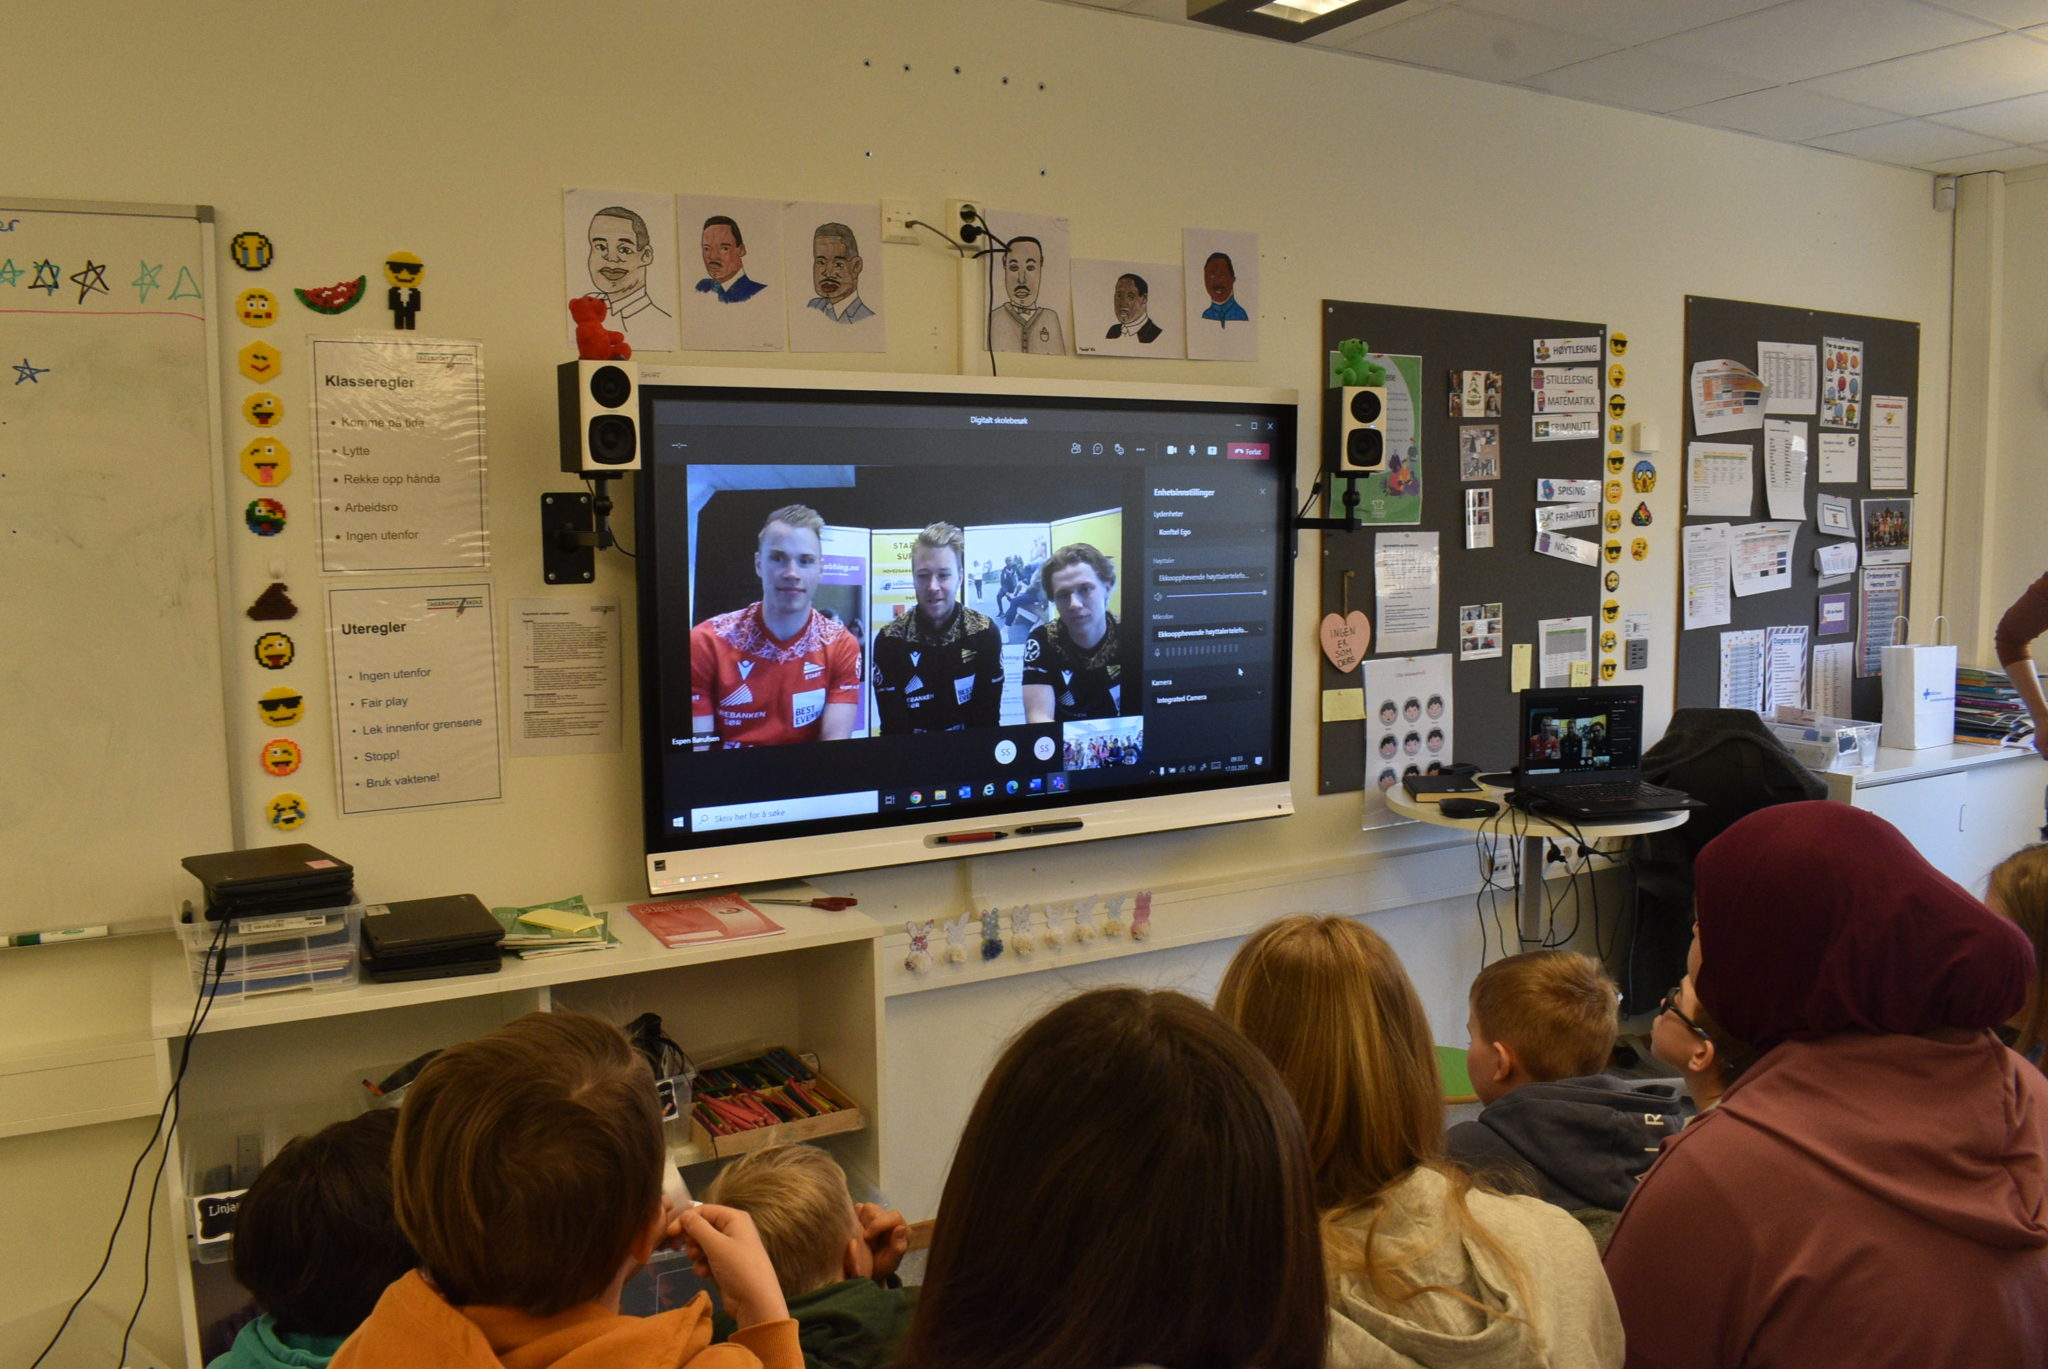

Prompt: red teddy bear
[{"left": 568, "top": 296, "right": 631, "bottom": 360}]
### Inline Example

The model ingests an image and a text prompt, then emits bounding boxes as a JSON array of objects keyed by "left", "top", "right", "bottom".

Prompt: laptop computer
[{"left": 1508, "top": 685, "right": 1703, "bottom": 820}]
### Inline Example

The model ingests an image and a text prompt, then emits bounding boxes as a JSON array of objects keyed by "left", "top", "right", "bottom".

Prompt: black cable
[
  {"left": 984, "top": 238, "right": 999, "bottom": 378},
  {"left": 32, "top": 917, "right": 228, "bottom": 1369},
  {"left": 903, "top": 219, "right": 970, "bottom": 255},
  {"left": 583, "top": 476, "right": 636, "bottom": 558}
]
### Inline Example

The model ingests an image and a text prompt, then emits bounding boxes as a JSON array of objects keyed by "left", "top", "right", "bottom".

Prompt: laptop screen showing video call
[
  {"left": 636, "top": 378, "right": 1295, "bottom": 857},
  {"left": 1519, "top": 687, "right": 1644, "bottom": 778}
]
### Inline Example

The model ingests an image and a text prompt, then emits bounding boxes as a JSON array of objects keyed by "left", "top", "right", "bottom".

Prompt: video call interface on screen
[
  {"left": 1523, "top": 706, "right": 1640, "bottom": 774},
  {"left": 639, "top": 388, "right": 1293, "bottom": 849}
]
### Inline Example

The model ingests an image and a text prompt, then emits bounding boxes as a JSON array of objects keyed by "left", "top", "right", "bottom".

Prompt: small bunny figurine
[
  {"left": 980, "top": 906, "right": 1005, "bottom": 961},
  {"left": 904, "top": 919, "right": 934, "bottom": 973},
  {"left": 1073, "top": 899, "right": 1099, "bottom": 944},
  {"left": 1041, "top": 901, "right": 1067, "bottom": 950},
  {"left": 1009, "top": 905, "right": 1036, "bottom": 956},
  {"left": 1103, "top": 894, "right": 1127, "bottom": 939},
  {"left": 942, "top": 913, "right": 970, "bottom": 965},
  {"left": 1130, "top": 891, "right": 1154, "bottom": 942}
]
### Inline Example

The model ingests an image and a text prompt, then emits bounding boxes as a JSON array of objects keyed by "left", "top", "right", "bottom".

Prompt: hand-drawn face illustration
[
  {"left": 1203, "top": 252, "right": 1236, "bottom": 304},
  {"left": 811, "top": 225, "right": 862, "bottom": 304},
  {"left": 1002, "top": 237, "right": 1045, "bottom": 310},
  {"left": 587, "top": 209, "right": 653, "bottom": 300},
  {"left": 701, "top": 217, "right": 746, "bottom": 286},
  {"left": 1112, "top": 273, "right": 1146, "bottom": 325}
]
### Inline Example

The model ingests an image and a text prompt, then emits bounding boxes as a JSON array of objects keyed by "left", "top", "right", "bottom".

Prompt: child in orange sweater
[{"left": 332, "top": 1011, "right": 800, "bottom": 1369}]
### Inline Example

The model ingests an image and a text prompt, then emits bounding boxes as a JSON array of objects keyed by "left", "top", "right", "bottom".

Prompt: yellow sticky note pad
[
  {"left": 1569, "top": 660, "right": 1593, "bottom": 687},
  {"left": 518, "top": 909, "right": 602, "bottom": 934},
  {"left": 1321, "top": 688, "right": 1366, "bottom": 722},
  {"left": 1511, "top": 644, "right": 1533, "bottom": 692}
]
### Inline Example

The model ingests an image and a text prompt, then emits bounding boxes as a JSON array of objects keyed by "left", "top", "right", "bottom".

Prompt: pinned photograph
[
  {"left": 1073, "top": 259, "right": 1182, "bottom": 358},
  {"left": 563, "top": 188, "right": 679, "bottom": 353},
  {"left": 1449, "top": 371, "right": 1502, "bottom": 419},
  {"left": 981, "top": 210, "right": 1072, "bottom": 356},
  {"left": 1183, "top": 228, "right": 1257, "bottom": 362},
  {"left": 1458, "top": 425, "right": 1501, "bottom": 481},
  {"left": 1860, "top": 497, "right": 1913, "bottom": 567},
  {"left": 785, "top": 202, "right": 886, "bottom": 354},
  {"left": 677, "top": 195, "right": 784, "bottom": 352}
]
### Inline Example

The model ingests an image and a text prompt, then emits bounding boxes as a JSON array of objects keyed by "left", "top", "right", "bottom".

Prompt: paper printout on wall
[
  {"left": 1765, "top": 624, "right": 1809, "bottom": 713},
  {"left": 1537, "top": 615, "right": 1593, "bottom": 689},
  {"left": 1183, "top": 228, "right": 1258, "bottom": 362},
  {"left": 1373, "top": 532, "right": 1440, "bottom": 653},
  {"left": 564, "top": 187, "right": 681, "bottom": 354},
  {"left": 1691, "top": 359, "right": 1767, "bottom": 434},
  {"left": 677, "top": 195, "right": 786, "bottom": 353},
  {"left": 1686, "top": 442, "right": 1753, "bottom": 517},
  {"left": 1813, "top": 641, "right": 1854, "bottom": 715},
  {"left": 1758, "top": 342, "right": 1818, "bottom": 415},
  {"left": 1074, "top": 258, "right": 1184, "bottom": 359},
  {"left": 1763, "top": 420, "right": 1808, "bottom": 520},
  {"left": 1818, "top": 432, "right": 1859, "bottom": 483},
  {"left": 509, "top": 597, "right": 621, "bottom": 757},
  {"left": 786, "top": 201, "right": 888, "bottom": 354},
  {"left": 1683, "top": 523, "right": 1732, "bottom": 630},
  {"left": 1868, "top": 396, "right": 1909, "bottom": 489},
  {"left": 1858, "top": 566, "right": 1905, "bottom": 677},
  {"left": 1730, "top": 522, "right": 1798, "bottom": 598},
  {"left": 1820, "top": 338, "right": 1863, "bottom": 428},
  {"left": 1816, "top": 493, "right": 1855, "bottom": 538},
  {"left": 1361, "top": 653, "right": 1453, "bottom": 828},
  {"left": 1719, "top": 629, "right": 1765, "bottom": 711}
]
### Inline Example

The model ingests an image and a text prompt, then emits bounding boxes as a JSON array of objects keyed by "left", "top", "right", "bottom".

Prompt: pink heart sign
[{"left": 1320, "top": 611, "right": 1371, "bottom": 673}]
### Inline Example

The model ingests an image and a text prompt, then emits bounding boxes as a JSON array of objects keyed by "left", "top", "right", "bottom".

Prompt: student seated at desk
[
  {"left": 333, "top": 1011, "right": 800, "bottom": 1369},
  {"left": 210, "top": 1109, "right": 415, "bottom": 1369},
  {"left": 1448, "top": 951, "right": 1682, "bottom": 1236},
  {"left": 1218, "top": 917, "right": 1621, "bottom": 1369},
  {"left": 703, "top": 1144, "right": 915, "bottom": 1369}
]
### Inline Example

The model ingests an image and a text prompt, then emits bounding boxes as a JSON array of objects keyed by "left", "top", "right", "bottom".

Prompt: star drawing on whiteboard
[
  {"left": 70, "top": 260, "right": 110, "bottom": 304},
  {"left": 0, "top": 259, "right": 23, "bottom": 287},
  {"left": 133, "top": 261, "right": 163, "bottom": 302},
  {"left": 29, "top": 259, "right": 60, "bottom": 294},
  {"left": 14, "top": 358, "right": 51, "bottom": 385}
]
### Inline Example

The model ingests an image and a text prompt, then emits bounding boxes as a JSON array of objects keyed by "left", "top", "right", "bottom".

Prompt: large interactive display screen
[{"left": 634, "top": 368, "right": 1297, "bottom": 893}]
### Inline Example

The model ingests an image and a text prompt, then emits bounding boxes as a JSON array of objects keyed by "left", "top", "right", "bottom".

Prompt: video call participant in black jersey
[
  {"left": 871, "top": 521, "right": 1005, "bottom": 734},
  {"left": 1023, "top": 542, "right": 1136, "bottom": 723}
]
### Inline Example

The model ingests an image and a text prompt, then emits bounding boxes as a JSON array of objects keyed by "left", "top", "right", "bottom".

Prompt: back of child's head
[
  {"left": 900, "top": 986, "right": 1326, "bottom": 1369},
  {"left": 392, "top": 1010, "right": 661, "bottom": 1315},
  {"left": 231, "top": 1107, "right": 414, "bottom": 1338},
  {"left": 1988, "top": 843, "right": 2048, "bottom": 1061},
  {"left": 1470, "top": 950, "right": 1618, "bottom": 1081},
  {"left": 703, "top": 1144, "right": 855, "bottom": 1299}
]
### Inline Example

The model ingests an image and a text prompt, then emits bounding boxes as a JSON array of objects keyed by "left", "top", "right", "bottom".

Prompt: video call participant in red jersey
[
  {"left": 1023, "top": 543, "right": 1135, "bottom": 723},
  {"left": 691, "top": 503, "right": 862, "bottom": 748},
  {"left": 871, "top": 521, "right": 1005, "bottom": 734}
]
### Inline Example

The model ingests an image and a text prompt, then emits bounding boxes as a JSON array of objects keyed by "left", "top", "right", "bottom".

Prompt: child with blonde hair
[
  {"left": 1988, "top": 843, "right": 2048, "bottom": 1066},
  {"left": 703, "top": 1145, "right": 913, "bottom": 1369}
]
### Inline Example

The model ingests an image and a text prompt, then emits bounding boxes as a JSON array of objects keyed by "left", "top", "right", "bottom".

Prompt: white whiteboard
[{"left": 0, "top": 198, "right": 231, "bottom": 935}]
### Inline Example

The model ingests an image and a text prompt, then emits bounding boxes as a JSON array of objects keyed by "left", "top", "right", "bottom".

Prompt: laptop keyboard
[{"left": 1542, "top": 780, "right": 1689, "bottom": 805}]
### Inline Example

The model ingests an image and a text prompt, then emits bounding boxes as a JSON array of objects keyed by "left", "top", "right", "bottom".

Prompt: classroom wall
[{"left": 0, "top": 0, "right": 1955, "bottom": 1351}]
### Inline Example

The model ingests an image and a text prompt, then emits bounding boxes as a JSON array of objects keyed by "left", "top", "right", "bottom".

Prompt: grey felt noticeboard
[
  {"left": 1319, "top": 300, "right": 1609, "bottom": 795},
  {"left": 1677, "top": 296, "right": 1919, "bottom": 722}
]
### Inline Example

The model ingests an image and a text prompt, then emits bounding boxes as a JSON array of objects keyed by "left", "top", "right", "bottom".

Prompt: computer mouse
[{"left": 1439, "top": 797, "right": 1500, "bottom": 819}]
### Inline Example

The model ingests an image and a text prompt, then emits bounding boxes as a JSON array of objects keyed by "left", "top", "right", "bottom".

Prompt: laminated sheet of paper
[
  {"left": 508, "top": 596, "right": 621, "bottom": 757},
  {"left": 1869, "top": 396, "right": 1909, "bottom": 488},
  {"left": 1691, "top": 359, "right": 1766, "bottom": 434},
  {"left": 1860, "top": 497, "right": 1913, "bottom": 567},
  {"left": 1763, "top": 420, "right": 1808, "bottom": 520},
  {"left": 1373, "top": 532, "right": 1440, "bottom": 654},
  {"left": 1730, "top": 521, "right": 1799, "bottom": 597},
  {"left": 1820, "top": 338, "right": 1863, "bottom": 428},
  {"left": 1459, "top": 602, "right": 1503, "bottom": 661},
  {"left": 1531, "top": 413, "right": 1600, "bottom": 442},
  {"left": 1816, "top": 541, "right": 1858, "bottom": 578},
  {"left": 1534, "top": 502, "right": 1600, "bottom": 534},
  {"left": 1818, "top": 591, "right": 1853, "bottom": 637},
  {"left": 1686, "top": 441, "right": 1753, "bottom": 517},
  {"left": 1858, "top": 566, "right": 1905, "bottom": 677},
  {"left": 328, "top": 583, "right": 503, "bottom": 814},
  {"left": 1535, "top": 530, "right": 1599, "bottom": 565},
  {"left": 1818, "top": 431, "right": 1859, "bottom": 484},
  {"left": 1683, "top": 523, "right": 1732, "bottom": 630},
  {"left": 1816, "top": 493, "right": 1854, "bottom": 538},
  {"left": 1719, "top": 628, "right": 1765, "bottom": 710},
  {"left": 1813, "top": 642, "right": 1853, "bottom": 715},
  {"left": 1537, "top": 478, "right": 1601, "bottom": 502},
  {"left": 1537, "top": 615, "right": 1592, "bottom": 688},
  {"left": 1530, "top": 366, "right": 1600, "bottom": 412},
  {"left": 1362, "top": 652, "right": 1453, "bottom": 828},
  {"left": 1759, "top": 342, "right": 1818, "bottom": 414},
  {"left": 1765, "top": 624, "right": 1809, "bottom": 712},
  {"left": 1464, "top": 488, "right": 1494, "bottom": 549}
]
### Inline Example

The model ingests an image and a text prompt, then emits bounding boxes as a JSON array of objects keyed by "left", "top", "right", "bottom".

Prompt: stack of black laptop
[
  {"left": 181, "top": 844, "right": 356, "bottom": 921},
  {"left": 359, "top": 893, "right": 504, "bottom": 982}
]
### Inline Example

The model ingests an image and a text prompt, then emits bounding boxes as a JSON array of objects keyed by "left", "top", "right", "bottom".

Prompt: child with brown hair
[
  {"left": 209, "top": 1109, "right": 415, "bottom": 1369},
  {"left": 1449, "top": 949, "right": 1682, "bottom": 1219},
  {"left": 331, "top": 1011, "right": 799, "bottom": 1369},
  {"left": 1988, "top": 843, "right": 2048, "bottom": 1066},
  {"left": 702, "top": 1145, "right": 914, "bottom": 1369}
]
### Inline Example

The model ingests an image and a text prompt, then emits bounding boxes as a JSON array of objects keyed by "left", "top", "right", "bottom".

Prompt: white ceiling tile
[
  {"left": 1805, "top": 117, "right": 2011, "bottom": 164},
  {"left": 1642, "top": 0, "right": 1999, "bottom": 85},
  {"left": 1937, "top": 0, "right": 2048, "bottom": 26},
  {"left": 1336, "top": 6, "right": 1621, "bottom": 79},
  {"left": 1919, "top": 143, "right": 2048, "bottom": 171},
  {"left": 1800, "top": 32, "right": 2048, "bottom": 114},
  {"left": 1677, "top": 85, "right": 1899, "bottom": 140},
  {"left": 1305, "top": 0, "right": 1444, "bottom": 46},
  {"left": 1930, "top": 88, "right": 2048, "bottom": 138},
  {"left": 1452, "top": 0, "right": 1784, "bottom": 48},
  {"left": 1523, "top": 49, "right": 1765, "bottom": 113}
]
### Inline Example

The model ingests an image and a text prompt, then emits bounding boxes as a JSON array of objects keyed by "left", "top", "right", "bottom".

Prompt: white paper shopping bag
[{"left": 1881, "top": 615, "right": 1956, "bottom": 750}]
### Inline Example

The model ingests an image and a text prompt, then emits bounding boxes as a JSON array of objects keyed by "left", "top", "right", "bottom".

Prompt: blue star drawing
[
  {"left": 70, "top": 260, "right": 109, "bottom": 304},
  {"left": 133, "top": 261, "right": 163, "bottom": 302},
  {"left": 13, "top": 358, "right": 50, "bottom": 385},
  {"left": 28, "top": 259, "right": 60, "bottom": 294},
  {"left": 0, "top": 259, "right": 22, "bottom": 287}
]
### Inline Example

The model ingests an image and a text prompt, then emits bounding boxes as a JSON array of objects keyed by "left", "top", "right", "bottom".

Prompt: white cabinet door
[{"left": 1850, "top": 771, "right": 1972, "bottom": 885}]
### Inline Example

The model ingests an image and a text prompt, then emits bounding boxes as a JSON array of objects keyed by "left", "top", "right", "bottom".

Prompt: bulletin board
[
  {"left": 1676, "top": 297, "right": 1919, "bottom": 721},
  {"left": 1319, "top": 300, "right": 1610, "bottom": 794},
  {"left": 0, "top": 198, "right": 232, "bottom": 935}
]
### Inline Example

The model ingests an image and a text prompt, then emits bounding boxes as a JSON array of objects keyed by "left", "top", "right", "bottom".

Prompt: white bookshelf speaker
[
  {"left": 558, "top": 359, "right": 641, "bottom": 474},
  {"left": 1338, "top": 385, "right": 1387, "bottom": 471}
]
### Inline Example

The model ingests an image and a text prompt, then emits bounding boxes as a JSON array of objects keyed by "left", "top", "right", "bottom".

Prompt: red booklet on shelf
[{"left": 628, "top": 894, "right": 785, "bottom": 949}]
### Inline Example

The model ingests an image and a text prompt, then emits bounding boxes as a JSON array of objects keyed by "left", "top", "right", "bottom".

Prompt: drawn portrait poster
[
  {"left": 1183, "top": 228, "right": 1258, "bottom": 362},
  {"left": 980, "top": 210, "right": 1072, "bottom": 357},
  {"left": 1073, "top": 259, "right": 1183, "bottom": 358},
  {"left": 563, "top": 188, "right": 679, "bottom": 353},
  {"left": 677, "top": 195, "right": 785, "bottom": 353},
  {"left": 784, "top": 201, "right": 885, "bottom": 354}
]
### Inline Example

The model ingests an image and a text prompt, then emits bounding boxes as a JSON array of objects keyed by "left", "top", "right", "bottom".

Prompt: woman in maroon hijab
[{"left": 1603, "top": 801, "right": 2048, "bottom": 1368}]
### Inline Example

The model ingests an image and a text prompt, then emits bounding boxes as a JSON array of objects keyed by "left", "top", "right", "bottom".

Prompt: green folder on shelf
[{"left": 490, "top": 895, "right": 619, "bottom": 960}]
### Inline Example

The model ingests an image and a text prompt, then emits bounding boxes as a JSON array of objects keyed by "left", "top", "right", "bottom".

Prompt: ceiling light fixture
[{"left": 1188, "top": 0, "right": 1406, "bottom": 42}]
